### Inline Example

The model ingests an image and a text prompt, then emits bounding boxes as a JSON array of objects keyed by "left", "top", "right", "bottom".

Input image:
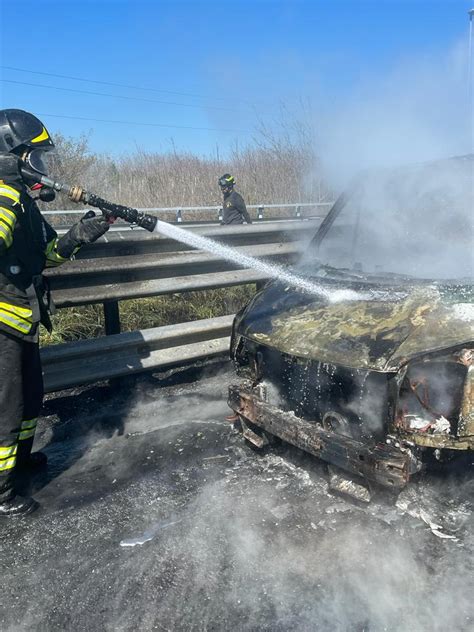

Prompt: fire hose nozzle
[
  {"left": 136, "top": 213, "right": 158, "bottom": 233},
  {"left": 20, "top": 167, "right": 158, "bottom": 233}
]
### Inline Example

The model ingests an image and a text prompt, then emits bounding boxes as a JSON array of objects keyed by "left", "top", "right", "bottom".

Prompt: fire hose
[{"left": 21, "top": 167, "right": 158, "bottom": 233}]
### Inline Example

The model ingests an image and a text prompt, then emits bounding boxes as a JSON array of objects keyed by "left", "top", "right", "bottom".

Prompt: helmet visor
[
  {"left": 219, "top": 179, "right": 233, "bottom": 189},
  {"left": 24, "top": 148, "right": 50, "bottom": 175}
]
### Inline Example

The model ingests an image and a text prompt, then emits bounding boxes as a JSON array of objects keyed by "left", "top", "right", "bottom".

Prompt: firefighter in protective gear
[
  {"left": 0, "top": 109, "right": 110, "bottom": 517},
  {"left": 218, "top": 174, "right": 252, "bottom": 225}
]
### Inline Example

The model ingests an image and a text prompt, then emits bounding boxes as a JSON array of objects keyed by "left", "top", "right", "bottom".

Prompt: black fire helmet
[
  {"left": 0, "top": 109, "right": 55, "bottom": 154},
  {"left": 0, "top": 109, "right": 55, "bottom": 186},
  {"left": 218, "top": 173, "right": 235, "bottom": 188}
]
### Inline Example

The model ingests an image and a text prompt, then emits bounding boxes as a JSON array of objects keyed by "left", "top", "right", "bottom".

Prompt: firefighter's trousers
[{"left": 0, "top": 332, "right": 44, "bottom": 502}]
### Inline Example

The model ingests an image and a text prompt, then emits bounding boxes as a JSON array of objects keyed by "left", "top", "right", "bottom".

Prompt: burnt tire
[{"left": 322, "top": 411, "right": 354, "bottom": 438}]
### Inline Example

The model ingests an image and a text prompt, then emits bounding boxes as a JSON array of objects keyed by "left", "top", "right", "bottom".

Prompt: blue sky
[{"left": 0, "top": 0, "right": 472, "bottom": 159}]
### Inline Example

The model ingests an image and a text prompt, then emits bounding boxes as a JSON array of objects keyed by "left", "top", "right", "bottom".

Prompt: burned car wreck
[{"left": 228, "top": 156, "right": 473, "bottom": 494}]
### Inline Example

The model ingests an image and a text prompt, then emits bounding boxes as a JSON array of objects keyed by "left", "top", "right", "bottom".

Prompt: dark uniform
[
  {"left": 0, "top": 109, "right": 109, "bottom": 515},
  {"left": 0, "top": 178, "right": 79, "bottom": 504},
  {"left": 222, "top": 189, "right": 252, "bottom": 225}
]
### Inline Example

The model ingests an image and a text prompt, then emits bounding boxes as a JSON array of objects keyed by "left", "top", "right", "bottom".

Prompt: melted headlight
[{"left": 396, "top": 348, "right": 473, "bottom": 437}]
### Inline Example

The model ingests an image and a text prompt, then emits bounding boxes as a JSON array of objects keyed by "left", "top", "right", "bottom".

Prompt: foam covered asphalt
[{"left": 1, "top": 362, "right": 472, "bottom": 631}]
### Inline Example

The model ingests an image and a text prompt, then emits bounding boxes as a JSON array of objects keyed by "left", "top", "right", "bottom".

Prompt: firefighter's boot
[{"left": 0, "top": 494, "right": 39, "bottom": 517}]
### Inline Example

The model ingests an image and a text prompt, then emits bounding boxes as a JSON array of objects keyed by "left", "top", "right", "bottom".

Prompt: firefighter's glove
[
  {"left": 56, "top": 212, "right": 110, "bottom": 258},
  {"left": 69, "top": 212, "right": 110, "bottom": 244}
]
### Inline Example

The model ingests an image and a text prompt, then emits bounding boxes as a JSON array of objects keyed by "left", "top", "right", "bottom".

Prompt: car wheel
[{"left": 322, "top": 411, "right": 353, "bottom": 438}]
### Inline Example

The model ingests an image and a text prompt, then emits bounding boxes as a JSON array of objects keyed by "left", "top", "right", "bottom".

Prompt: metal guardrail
[
  {"left": 42, "top": 315, "right": 234, "bottom": 392},
  {"left": 41, "top": 218, "right": 325, "bottom": 392},
  {"left": 44, "top": 201, "right": 332, "bottom": 225},
  {"left": 45, "top": 220, "right": 320, "bottom": 310}
]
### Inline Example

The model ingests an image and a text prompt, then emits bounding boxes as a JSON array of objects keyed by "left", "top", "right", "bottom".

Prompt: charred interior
[
  {"left": 233, "top": 336, "right": 392, "bottom": 443},
  {"left": 395, "top": 347, "right": 473, "bottom": 440}
]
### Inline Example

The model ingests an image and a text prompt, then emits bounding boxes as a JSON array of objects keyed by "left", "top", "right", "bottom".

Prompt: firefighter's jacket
[
  {"left": 0, "top": 179, "right": 71, "bottom": 340},
  {"left": 222, "top": 190, "right": 252, "bottom": 225}
]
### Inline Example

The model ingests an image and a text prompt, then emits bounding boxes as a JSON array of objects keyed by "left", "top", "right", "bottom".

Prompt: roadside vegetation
[{"left": 46, "top": 110, "right": 330, "bottom": 212}]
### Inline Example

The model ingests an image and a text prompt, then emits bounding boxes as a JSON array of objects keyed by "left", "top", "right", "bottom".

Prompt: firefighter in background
[
  {"left": 219, "top": 174, "right": 251, "bottom": 422},
  {"left": 0, "top": 109, "right": 110, "bottom": 517},
  {"left": 218, "top": 174, "right": 252, "bottom": 225}
]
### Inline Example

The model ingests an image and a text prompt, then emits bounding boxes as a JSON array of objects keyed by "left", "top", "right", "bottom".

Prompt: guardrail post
[
  {"left": 176, "top": 208, "right": 183, "bottom": 223},
  {"left": 103, "top": 301, "right": 121, "bottom": 335},
  {"left": 257, "top": 205, "right": 264, "bottom": 220},
  {"left": 295, "top": 205, "right": 301, "bottom": 219},
  {"left": 218, "top": 207, "right": 223, "bottom": 223}
]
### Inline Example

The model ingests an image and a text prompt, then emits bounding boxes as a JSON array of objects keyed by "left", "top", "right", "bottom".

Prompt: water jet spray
[
  {"left": 152, "top": 219, "right": 360, "bottom": 302},
  {"left": 24, "top": 168, "right": 359, "bottom": 301}
]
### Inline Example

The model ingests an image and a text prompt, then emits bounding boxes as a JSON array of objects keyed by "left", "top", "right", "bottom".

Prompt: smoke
[
  {"left": 301, "top": 41, "right": 473, "bottom": 280},
  {"left": 108, "top": 471, "right": 472, "bottom": 632},
  {"left": 317, "top": 42, "right": 470, "bottom": 189},
  {"left": 303, "top": 136, "right": 473, "bottom": 281}
]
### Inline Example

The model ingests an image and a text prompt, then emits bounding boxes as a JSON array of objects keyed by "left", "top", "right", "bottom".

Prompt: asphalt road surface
[{"left": 1, "top": 362, "right": 472, "bottom": 632}]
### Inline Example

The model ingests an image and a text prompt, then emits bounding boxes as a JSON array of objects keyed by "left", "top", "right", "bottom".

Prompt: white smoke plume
[{"left": 317, "top": 41, "right": 471, "bottom": 189}]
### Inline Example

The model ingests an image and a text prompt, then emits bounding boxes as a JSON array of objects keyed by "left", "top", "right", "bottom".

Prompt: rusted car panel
[
  {"left": 228, "top": 156, "right": 473, "bottom": 488},
  {"left": 228, "top": 383, "right": 419, "bottom": 489}
]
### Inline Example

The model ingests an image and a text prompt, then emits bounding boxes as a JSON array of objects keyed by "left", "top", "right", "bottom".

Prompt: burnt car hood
[{"left": 235, "top": 278, "right": 473, "bottom": 372}]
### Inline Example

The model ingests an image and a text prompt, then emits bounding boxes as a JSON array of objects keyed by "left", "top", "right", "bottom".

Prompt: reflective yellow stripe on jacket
[
  {"left": 0, "top": 206, "right": 16, "bottom": 227},
  {"left": 0, "top": 302, "right": 33, "bottom": 335},
  {"left": 0, "top": 183, "right": 35, "bottom": 335},
  {"left": 0, "top": 221, "right": 13, "bottom": 248},
  {"left": 0, "top": 184, "right": 20, "bottom": 204},
  {"left": 0, "top": 182, "right": 20, "bottom": 248},
  {"left": 0, "top": 206, "right": 16, "bottom": 248}
]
